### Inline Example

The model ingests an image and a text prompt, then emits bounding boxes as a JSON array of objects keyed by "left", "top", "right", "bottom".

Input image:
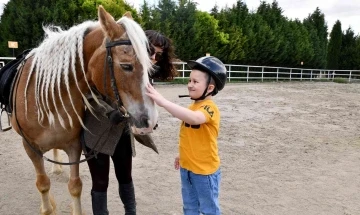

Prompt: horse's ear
[
  {"left": 98, "top": 5, "right": 123, "bottom": 39},
  {"left": 123, "top": 11, "right": 133, "bottom": 20}
]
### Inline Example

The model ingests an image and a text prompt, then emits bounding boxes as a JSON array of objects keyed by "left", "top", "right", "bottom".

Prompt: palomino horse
[{"left": 10, "top": 6, "right": 157, "bottom": 215}]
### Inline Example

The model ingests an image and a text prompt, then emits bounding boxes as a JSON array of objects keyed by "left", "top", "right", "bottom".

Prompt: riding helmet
[{"left": 187, "top": 56, "right": 227, "bottom": 95}]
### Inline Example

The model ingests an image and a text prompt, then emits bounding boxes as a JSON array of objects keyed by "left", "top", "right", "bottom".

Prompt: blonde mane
[{"left": 24, "top": 17, "right": 151, "bottom": 129}]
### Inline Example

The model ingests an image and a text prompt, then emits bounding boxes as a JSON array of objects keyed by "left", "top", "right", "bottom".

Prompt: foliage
[
  {"left": 338, "top": 28, "right": 360, "bottom": 70},
  {"left": 303, "top": 7, "right": 328, "bottom": 68},
  {"left": 0, "top": 0, "right": 139, "bottom": 56},
  {"left": 1, "top": 0, "right": 359, "bottom": 70},
  {"left": 327, "top": 20, "right": 342, "bottom": 69}
]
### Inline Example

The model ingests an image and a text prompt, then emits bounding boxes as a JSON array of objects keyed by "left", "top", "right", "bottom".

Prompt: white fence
[
  {"left": 1, "top": 58, "right": 359, "bottom": 82},
  {"left": 173, "top": 62, "right": 360, "bottom": 83},
  {"left": 0, "top": 57, "right": 15, "bottom": 69}
]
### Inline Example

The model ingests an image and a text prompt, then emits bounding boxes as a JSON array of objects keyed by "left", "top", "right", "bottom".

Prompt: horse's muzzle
[{"left": 131, "top": 114, "right": 153, "bottom": 135}]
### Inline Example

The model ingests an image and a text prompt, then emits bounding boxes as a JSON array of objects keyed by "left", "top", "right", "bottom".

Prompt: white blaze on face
[
  {"left": 123, "top": 70, "right": 158, "bottom": 135},
  {"left": 115, "top": 17, "right": 157, "bottom": 135}
]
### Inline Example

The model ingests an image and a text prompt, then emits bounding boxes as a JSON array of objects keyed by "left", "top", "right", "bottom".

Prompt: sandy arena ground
[{"left": 0, "top": 82, "right": 360, "bottom": 215}]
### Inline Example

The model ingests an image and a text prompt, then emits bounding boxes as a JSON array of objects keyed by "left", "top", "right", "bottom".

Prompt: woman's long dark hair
[{"left": 145, "top": 30, "right": 177, "bottom": 80}]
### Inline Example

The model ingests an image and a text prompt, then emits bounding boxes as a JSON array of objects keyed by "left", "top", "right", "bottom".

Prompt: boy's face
[{"left": 188, "top": 69, "right": 212, "bottom": 99}]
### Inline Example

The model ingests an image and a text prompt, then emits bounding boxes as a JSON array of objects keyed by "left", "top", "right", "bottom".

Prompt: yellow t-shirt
[{"left": 179, "top": 99, "right": 220, "bottom": 175}]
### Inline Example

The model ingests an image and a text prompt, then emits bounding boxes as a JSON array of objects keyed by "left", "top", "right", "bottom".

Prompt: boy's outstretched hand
[{"left": 146, "top": 83, "right": 168, "bottom": 107}]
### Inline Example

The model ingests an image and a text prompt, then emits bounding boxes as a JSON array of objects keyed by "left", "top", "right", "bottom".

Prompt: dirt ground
[{"left": 1, "top": 82, "right": 360, "bottom": 215}]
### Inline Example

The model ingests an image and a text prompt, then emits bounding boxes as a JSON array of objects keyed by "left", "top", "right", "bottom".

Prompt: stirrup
[{"left": 0, "top": 108, "right": 12, "bottom": 132}]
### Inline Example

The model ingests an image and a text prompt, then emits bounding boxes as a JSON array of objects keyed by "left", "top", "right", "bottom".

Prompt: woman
[
  {"left": 146, "top": 30, "right": 177, "bottom": 81},
  {"left": 82, "top": 30, "right": 176, "bottom": 215}
]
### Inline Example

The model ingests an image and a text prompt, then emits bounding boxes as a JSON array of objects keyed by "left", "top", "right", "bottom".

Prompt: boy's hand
[
  {"left": 174, "top": 156, "right": 180, "bottom": 170},
  {"left": 146, "top": 83, "right": 167, "bottom": 107}
]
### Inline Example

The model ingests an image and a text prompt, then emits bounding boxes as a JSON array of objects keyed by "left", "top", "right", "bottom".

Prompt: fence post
[
  {"left": 228, "top": 65, "right": 231, "bottom": 83},
  {"left": 310, "top": 70, "right": 313, "bottom": 81},
  {"left": 182, "top": 63, "right": 185, "bottom": 78},
  {"left": 301, "top": 69, "right": 303, "bottom": 81},
  {"left": 261, "top": 67, "right": 264, "bottom": 82},
  {"left": 247, "top": 66, "right": 249, "bottom": 82},
  {"left": 276, "top": 68, "right": 279, "bottom": 82},
  {"left": 332, "top": 71, "right": 335, "bottom": 81},
  {"left": 328, "top": 70, "right": 330, "bottom": 80},
  {"left": 290, "top": 69, "right": 292, "bottom": 81},
  {"left": 349, "top": 71, "right": 352, "bottom": 83}
]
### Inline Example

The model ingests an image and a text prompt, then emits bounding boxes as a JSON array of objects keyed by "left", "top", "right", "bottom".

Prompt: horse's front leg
[
  {"left": 22, "top": 139, "right": 56, "bottom": 215},
  {"left": 64, "top": 140, "right": 83, "bottom": 215}
]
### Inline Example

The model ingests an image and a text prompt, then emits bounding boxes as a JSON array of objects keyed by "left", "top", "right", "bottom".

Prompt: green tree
[
  {"left": 0, "top": 0, "right": 55, "bottom": 56},
  {"left": 303, "top": 7, "right": 328, "bottom": 68},
  {"left": 170, "top": 0, "right": 197, "bottom": 60},
  {"left": 192, "top": 11, "right": 230, "bottom": 59},
  {"left": 281, "top": 20, "right": 313, "bottom": 67},
  {"left": 154, "top": 0, "right": 177, "bottom": 36},
  {"left": 339, "top": 28, "right": 359, "bottom": 70},
  {"left": 139, "top": 0, "right": 152, "bottom": 29},
  {"left": 0, "top": 0, "right": 139, "bottom": 56},
  {"left": 326, "top": 20, "right": 342, "bottom": 69}
]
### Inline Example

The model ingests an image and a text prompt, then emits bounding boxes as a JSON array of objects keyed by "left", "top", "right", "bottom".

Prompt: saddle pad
[{"left": 0, "top": 49, "right": 31, "bottom": 110}]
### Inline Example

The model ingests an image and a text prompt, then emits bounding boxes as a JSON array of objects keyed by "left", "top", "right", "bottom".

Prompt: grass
[{"left": 333, "top": 78, "right": 349, "bottom": 84}]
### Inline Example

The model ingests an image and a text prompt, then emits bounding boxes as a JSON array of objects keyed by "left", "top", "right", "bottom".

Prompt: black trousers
[{"left": 85, "top": 132, "right": 133, "bottom": 192}]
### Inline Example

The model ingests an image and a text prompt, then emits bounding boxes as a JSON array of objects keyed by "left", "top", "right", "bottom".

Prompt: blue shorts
[{"left": 180, "top": 167, "right": 221, "bottom": 215}]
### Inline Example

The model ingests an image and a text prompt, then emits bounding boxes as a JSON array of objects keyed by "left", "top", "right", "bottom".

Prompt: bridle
[
  {"left": 103, "top": 38, "right": 132, "bottom": 119},
  {"left": 12, "top": 37, "right": 135, "bottom": 165}
]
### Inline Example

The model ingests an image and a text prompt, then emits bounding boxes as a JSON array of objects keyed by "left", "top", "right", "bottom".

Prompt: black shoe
[
  {"left": 119, "top": 182, "right": 136, "bottom": 215},
  {"left": 91, "top": 190, "right": 109, "bottom": 215}
]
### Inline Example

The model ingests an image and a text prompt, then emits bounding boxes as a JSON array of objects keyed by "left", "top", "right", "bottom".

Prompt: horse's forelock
[{"left": 117, "top": 17, "right": 153, "bottom": 80}]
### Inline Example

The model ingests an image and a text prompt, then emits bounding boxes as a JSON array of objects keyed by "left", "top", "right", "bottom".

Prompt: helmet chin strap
[{"left": 191, "top": 75, "right": 213, "bottom": 101}]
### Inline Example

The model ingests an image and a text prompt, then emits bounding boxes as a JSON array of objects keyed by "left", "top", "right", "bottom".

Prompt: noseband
[{"left": 103, "top": 38, "right": 132, "bottom": 119}]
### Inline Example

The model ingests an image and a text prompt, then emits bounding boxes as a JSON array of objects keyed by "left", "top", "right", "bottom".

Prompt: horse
[{"left": 9, "top": 6, "right": 158, "bottom": 215}]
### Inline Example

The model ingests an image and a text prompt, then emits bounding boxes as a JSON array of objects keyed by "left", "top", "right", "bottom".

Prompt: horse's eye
[{"left": 120, "top": 64, "right": 133, "bottom": 72}]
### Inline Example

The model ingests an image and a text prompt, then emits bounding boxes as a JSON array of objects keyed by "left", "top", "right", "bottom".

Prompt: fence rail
[
  {"left": 1, "top": 58, "right": 359, "bottom": 82},
  {"left": 173, "top": 62, "right": 360, "bottom": 83}
]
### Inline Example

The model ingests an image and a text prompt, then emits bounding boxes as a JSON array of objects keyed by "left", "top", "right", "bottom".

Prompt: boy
[{"left": 146, "top": 56, "right": 227, "bottom": 215}]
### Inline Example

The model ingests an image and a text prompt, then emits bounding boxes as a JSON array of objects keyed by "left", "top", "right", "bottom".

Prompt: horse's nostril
[{"left": 140, "top": 115, "right": 149, "bottom": 128}]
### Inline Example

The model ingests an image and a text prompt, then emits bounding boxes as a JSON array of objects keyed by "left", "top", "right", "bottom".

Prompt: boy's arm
[
  {"left": 146, "top": 84, "right": 206, "bottom": 125},
  {"left": 161, "top": 100, "right": 206, "bottom": 125}
]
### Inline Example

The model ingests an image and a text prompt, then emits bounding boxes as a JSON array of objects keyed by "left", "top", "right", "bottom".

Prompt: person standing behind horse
[
  {"left": 81, "top": 30, "right": 177, "bottom": 215},
  {"left": 146, "top": 56, "right": 227, "bottom": 215}
]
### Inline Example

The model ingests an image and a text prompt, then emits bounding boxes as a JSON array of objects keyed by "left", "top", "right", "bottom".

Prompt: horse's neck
[
  {"left": 82, "top": 28, "right": 108, "bottom": 93},
  {"left": 83, "top": 28, "right": 104, "bottom": 67}
]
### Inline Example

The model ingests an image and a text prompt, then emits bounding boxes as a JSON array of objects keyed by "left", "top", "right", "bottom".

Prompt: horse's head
[{"left": 86, "top": 6, "right": 158, "bottom": 135}]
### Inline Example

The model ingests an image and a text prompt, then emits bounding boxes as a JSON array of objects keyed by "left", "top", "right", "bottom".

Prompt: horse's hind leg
[
  {"left": 23, "top": 140, "right": 56, "bottom": 215},
  {"left": 51, "top": 149, "right": 63, "bottom": 174},
  {"left": 64, "top": 142, "right": 83, "bottom": 215}
]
